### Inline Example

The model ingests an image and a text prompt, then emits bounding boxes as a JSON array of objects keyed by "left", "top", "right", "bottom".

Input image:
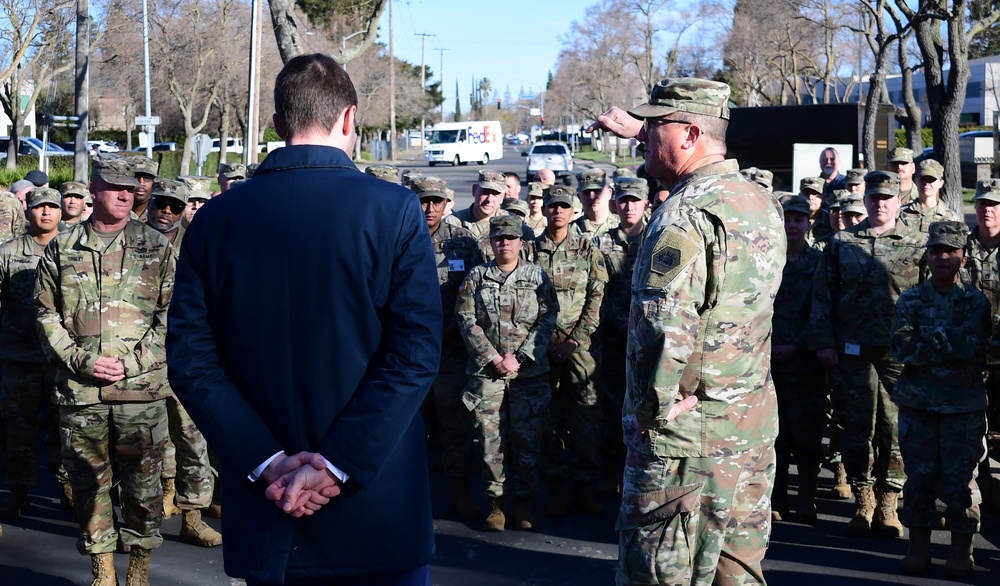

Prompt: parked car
[
  {"left": 0, "top": 136, "right": 74, "bottom": 159},
  {"left": 87, "top": 140, "right": 120, "bottom": 153},
  {"left": 523, "top": 141, "right": 574, "bottom": 183},
  {"left": 211, "top": 137, "right": 244, "bottom": 154},
  {"left": 132, "top": 142, "right": 178, "bottom": 152}
]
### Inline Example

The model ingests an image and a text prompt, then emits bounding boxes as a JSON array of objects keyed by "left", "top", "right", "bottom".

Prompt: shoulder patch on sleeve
[{"left": 645, "top": 228, "right": 701, "bottom": 289}]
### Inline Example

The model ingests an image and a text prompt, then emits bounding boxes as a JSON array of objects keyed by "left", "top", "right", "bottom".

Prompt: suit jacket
[{"left": 166, "top": 145, "right": 442, "bottom": 582}]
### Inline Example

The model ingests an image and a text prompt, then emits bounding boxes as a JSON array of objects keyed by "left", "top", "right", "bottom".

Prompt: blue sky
[{"left": 376, "top": 0, "right": 588, "bottom": 114}]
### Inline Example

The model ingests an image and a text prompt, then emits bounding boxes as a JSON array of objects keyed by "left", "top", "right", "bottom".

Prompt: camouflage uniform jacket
[
  {"left": 807, "top": 212, "right": 834, "bottom": 246},
  {"left": 129, "top": 206, "right": 149, "bottom": 223},
  {"left": 450, "top": 207, "right": 531, "bottom": 259},
  {"left": 625, "top": 159, "right": 785, "bottom": 458},
  {"left": 963, "top": 228, "right": 1000, "bottom": 364},
  {"left": 898, "top": 199, "right": 961, "bottom": 233},
  {"left": 34, "top": 220, "right": 175, "bottom": 406},
  {"left": 431, "top": 221, "right": 484, "bottom": 328},
  {"left": 525, "top": 232, "right": 607, "bottom": 346},
  {"left": 571, "top": 213, "right": 620, "bottom": 240},
  {"left": 772, "top": 245, "right": 823, "bottom": 373},
  {"left": 594, "top": 224, "right": 644, "bottom": 335},
  {"left": 525, "top": 214, "right": 547, "bottom": 237},
  {"left": 0, "top": 235, "right": 48, "bottom": 363},
  {"left": 0, "top": 194, "right": 26, "bottom": 244},
  {"left": 809, "top": 219, "right": 927, "bottom": 351},
  {"left": 455, "top": 260, "right": 558, "bottom": 378},
  {"left": 899, "top": 184, "right": 918, "bottom": 207},
  {"left": 891, "top": 280, "right": 990, "bottom": 413}
]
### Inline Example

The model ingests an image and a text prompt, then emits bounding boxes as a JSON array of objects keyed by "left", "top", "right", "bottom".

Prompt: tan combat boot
[
  {"left": 875, "top": 489, "right": 903, "bottom": 538},
  {"left": 846, "top": 485, "right": 875, "bottom": 536},
  {"left": 546, "top": 480, "right": 568, "bottom": 518},
  {"left": 179, "top": 509, "right": 222, "bottom": 547},
  {"left": 832, "top": 462, "right": 851, "bottom": 499},
  {"left": 484, "top": 496, "right": 505, "bottom": 532},
  {"left": 60, "top": 481, "right": 75, "bottom": 512},
  {"left": 90, "top": 552, "right": 117, "bottom": 586},
  {"left": 942, "top": 532, "right": 975, "bottom": 578},
  {"left": 0, "top": 485, "right": 30, "bottom": 518},
  {"left": 161, "top": 478, "right": 181, "bottom": 519},
  {"left": 449, "top": 477, "right": 479, "bottom": 520},
  {"left": 573, "top": 482, "right": 604, "bottom": 516},
  {"left": 125, "top": 547, "right": 151, "bottom": 586},
  {"left": 899, "top": 527, "right": 932, "bottom": 575},
  {"left": 513, "top": 496, "right": 536, "bottom": 530}
]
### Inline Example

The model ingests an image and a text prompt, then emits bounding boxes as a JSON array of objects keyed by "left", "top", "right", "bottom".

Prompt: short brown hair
[{"left": 274, "top": 54, "right": 358, "bottom": 138}]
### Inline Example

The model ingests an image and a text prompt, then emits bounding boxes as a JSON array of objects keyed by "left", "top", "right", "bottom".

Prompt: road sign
[{"left": 135, "top": 116, "right": 161, "bottom": 126}]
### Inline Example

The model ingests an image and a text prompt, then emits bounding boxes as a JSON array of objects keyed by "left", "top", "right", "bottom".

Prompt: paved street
[{"left": 1, "top": 146, "right": 999, "bottom": 585}]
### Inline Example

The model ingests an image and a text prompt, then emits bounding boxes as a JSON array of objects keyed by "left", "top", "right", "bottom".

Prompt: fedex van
[{"left": 424, "top": 120, "right": 503, "bottom": 166}]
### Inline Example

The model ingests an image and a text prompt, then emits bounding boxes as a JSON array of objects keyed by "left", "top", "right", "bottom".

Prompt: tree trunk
[
  {"left": 267, "top": 0, "right": 389, "bottom": 65},
  {"left": 897, "top": 32, "right": 924, "bottom": 152},
  {"left": 863, "top": 43, "right": 893, "bottom": 170}
]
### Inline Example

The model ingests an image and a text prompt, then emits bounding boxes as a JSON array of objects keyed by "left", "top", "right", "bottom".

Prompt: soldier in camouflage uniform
[
  {"left": 455, "top": 215, "right": 558, "bottom": 532},
  {"left": 771, "top": 195, "right": 828, "bottom": 524},
  {"left": 401, "top": 168, "right": 424, "bottom": 188},
  {"left": 800, "top": 176, "right": 834, "bottom": 245},
  {"left": 416, "top": 176, "right": 485, "bottom": 520},
  {"left": 845, "top": 168, "right": 866, "bottom": 195},
  {"left": 827, "top": 189, "right": 847, "bottom": 232},
  {"left": 810, "top": 170, "right": 928, "bottom": 538},
  {"left": 0, "top": 188, "right": 66, "bottom": 518},
  {"left": 364, "top": 164, "right": 401, "bottom": 184},
  {"left": 445, "top": 169, "right": 507, "bottom": 239},
  {"left": 524, "top": 182, "right": 548, "bottom": 236},
  {"left": 740, "top": 167, "right": 773, "bottom": 192},
  {"left": 146, "top": 179, "right": 221, "bottom": 547},
  {"left": 593, "top": 177, "right": 648, "bottom": 497},
  {"left": 0, "top": 190, "right": 27, "bottom": 243},
  {"left": 840, "top": 193, "right": 868, "bottom": 228},
  {"left": 217, "top": 162, "right": 247, "bottom": 194},
  {"left": 962, "top": 178, "right": 1000, "bottom": 515},
  {"left": 898, "top": 159, "right": 961, "bottom": 233},
  {"left": 524, "top": 184, "right": 608, "bottom": 518},
  {"left": 592, "top": 77, "right": 785, "bottom": 585},
  {"left": 128, "top": 155, "right": 158, "bottom": 223},
  {"left": 887, "top": 148, "right": 918, "bottom": 206},
  {"left": 177, "top": 176, "right": 212, "bottom": 229},
  {"left": 572, "top": 169, "right": 620, "bottom": 240},
  {"left": 34, "top": 156, "right": 175, "bottom": 586},
  {"left": 891, "top": 221, "right": 989, "bottom": 578},
  {"left": 501, "top": 197, "right": 529, "bottom": 219},
  {"left": 60, "top": 181, "right": 90, "bottom": 231}
]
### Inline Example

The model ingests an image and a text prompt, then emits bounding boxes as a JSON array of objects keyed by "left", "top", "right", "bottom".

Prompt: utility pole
[
  {"left": 435, "top": 48, "right": 449, "bottom": 123},
  {"left": 245, "top": 0, "right": 262, "bottom": 167},
  {"left": 141, "top": 0, "right": 154, "bottom": 158},
  {"left": 388, "top": 0, "right": 395, "bottom": 160},
  {"left": 415, "top": 32, "right": 435, "bottom": 148},
  {"left": 73, "top": 0, "right": 90, "bottom": 182}
]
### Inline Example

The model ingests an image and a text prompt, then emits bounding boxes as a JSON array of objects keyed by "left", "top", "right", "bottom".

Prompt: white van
[{"left": 424, "top": 121, "right": 503, "bottom": 166}]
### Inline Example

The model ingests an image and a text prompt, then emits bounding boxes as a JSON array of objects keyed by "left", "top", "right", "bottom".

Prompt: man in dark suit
[{"left": 166, "top": 53, "right": 442, "bottom": 586}]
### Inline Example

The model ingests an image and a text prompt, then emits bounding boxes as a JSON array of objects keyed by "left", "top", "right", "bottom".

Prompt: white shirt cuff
[
  {"left": 248, "top": 452, "right": 350, "bottom": 484},
  {"left": 248, "top": 451, "right": 284, "bottom": 482}
]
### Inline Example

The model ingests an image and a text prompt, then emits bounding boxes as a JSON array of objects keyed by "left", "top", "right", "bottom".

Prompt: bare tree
[{"left": 268, "top": 0, "right": 387, "bottom": 65}]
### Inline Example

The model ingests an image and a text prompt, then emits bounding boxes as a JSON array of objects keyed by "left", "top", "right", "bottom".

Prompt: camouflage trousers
[
  {"left": 772, "top": 369, "right": 829, "bottom": 478},
  {"left": 898, "top": 407, "right": 986, "bottom": 534},
  {"left": 833, "top": 354, "right": 905, "bottom": 492},
  {"left": 162, "top": 394, "right": 214, "bottom": 509},
  {"left": 617, "top": 444, "right": 774, "bottom": 586},
  {"left": 543, "top": 344, "right": 602, "bottom": 481},
  {"left": 430, "top": 345, "right": 475, "bottom": 478},
  {"left": 60, "top": 400, "right": 168, "bottom": 554},
  {"left": 464, "top": 373, "right": 551, "bottom": 498},
  {"left": 0, "top": 360, "right": 65, "bottom": 486}
]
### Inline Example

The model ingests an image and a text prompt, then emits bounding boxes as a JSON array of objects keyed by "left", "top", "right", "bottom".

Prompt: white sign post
[{"left": 135, "top": 116, "right": 161, "bottom": 157}]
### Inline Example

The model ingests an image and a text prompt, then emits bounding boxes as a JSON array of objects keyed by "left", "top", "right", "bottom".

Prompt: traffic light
[
  {"left": 497, "top": 99, "right": 501, "bottom": 110},
  {"left": 540, "top": 116, "right": 545, "bottom": 126}
]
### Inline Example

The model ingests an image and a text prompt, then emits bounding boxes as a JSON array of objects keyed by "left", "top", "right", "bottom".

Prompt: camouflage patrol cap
[
  {"left": 131, "top": 155, "right": 159, "bottom": 177},
  {"left": 502, "top": 197, "right": 529, "bottom": 218},
  {"left": 544, "top": 184, "right": 576, "bottom": 207},
  {"left": 887, "top": 147, "right": 914, "bottom": 164},
  {"left": 917, "top": 159, "right": 944, "bottom": 181},
  {"left": 628, "top": 77, "right": 731, "bottom": 120},
  {"left": 845, "top": 168, "right": 866, "bottom": 186},
  {"left": 489, "top": 215, "right": 523, "bottom": 239},
  {"left": 864, "top": 170, "right": 900, "bottom": 197},
  {"left": 973, "top": 178, "right": 1000, "bottom": 203},
  {"left": 246, "top": 163, "right": 260, "bottom": 178},
  {"left": 92, "top": 155, "right": 140, "bottom": 188},
  {"left": 841, "top": 194, "right": 866, "bottom": 215},
  {"left": 219, "top": 162, "right": 247, "bottom": 179},
  {"left": 527, "top": 182, "right": 546, "bottom": 199},
  {"left": 576, "top": 169, "right": 608, "bottom": 191},
  {"left": 411, "top": 176, "right": 450, "bottom": 200},
  {"left": 926, "top": 221, "right": 968, "bottom": 249},
  {"left": 59, "top": 181, "right": 89, "bottom": 198},
  {"left": 799, "top": 177, "right": 825, "bottom": 195},
  {"left": 177, "top": 175, "right": 212, "bottom": 201},
  {"left": 478, "top": 169, "right": 505, "bottom": 193},
  {"left": 365, "top": 164, "right": 401, "bottom": 184},
  {"left": 612, "top": 168, "right": 636, "bottom": 180},
  {"left": 780, "top": 194, "right": 812, "bottom": 216},
  {"left": 27, "top": 187, "right": 61, "bottom": 208},
  {"left": 828, "top": 189, "right": 851, "bottom": 210},
  {"left": 151, "top": 179, "right": 190, "bottom": 204},
  {"left": 444, "top": 187, "right": 455, "bottom": 200},
  {"left": 613, "top": 177, "right": 648, "bottom": 200},
  {"left": 401, "top": 169, "right": 424, "bottom": 187},
  {"left": 741, "top": 167, "right": 773, "bottom": 190}
]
